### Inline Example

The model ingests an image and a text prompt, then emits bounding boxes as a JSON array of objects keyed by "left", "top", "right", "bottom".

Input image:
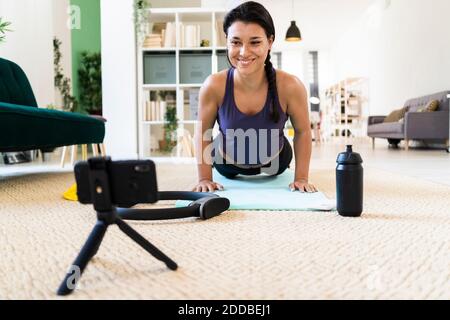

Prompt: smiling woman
[{"left": 193, "top": 1, "right": 317, "bottom": 194}]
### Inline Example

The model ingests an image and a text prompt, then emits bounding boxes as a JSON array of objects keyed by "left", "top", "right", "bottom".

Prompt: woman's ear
[{"left": 268, "top": 35, "right": 274, "bottom": 50}]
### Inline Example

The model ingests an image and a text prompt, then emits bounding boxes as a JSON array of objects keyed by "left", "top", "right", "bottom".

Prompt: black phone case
[{"left": 74, "top": 160, "right": 158, "bottom": 206}]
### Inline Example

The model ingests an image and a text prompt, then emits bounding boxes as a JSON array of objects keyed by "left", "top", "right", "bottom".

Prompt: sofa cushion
[
  {"left": 383, "top": 107, "right": 407, "bottom": 123},
  {"left": 418, "top": 99, "right": 439, "bottom": 112},
  {"left": 0, "top": 102, "right": 105, "bottom": 152},
  {"left": 368, "top": 122, "right": 404, "bottom": 135}
]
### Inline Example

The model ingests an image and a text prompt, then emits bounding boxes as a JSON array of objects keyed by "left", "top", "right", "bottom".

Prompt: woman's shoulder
[
  {"left": 275, "top": 69, "right": 305, "bottom": 87},
  {"left": 275, "top": 69, "right": 307, "bottom": 95},
  {"left": 200, "top": 69, "right": 229, "bottom": 104}
]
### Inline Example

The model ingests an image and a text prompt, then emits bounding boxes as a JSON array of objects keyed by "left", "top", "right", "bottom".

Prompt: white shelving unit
[
  {"left": 137, "top": 7, "right": 229, "bottom": 160},
  {"left": 323, "top": 77, "right": 369, "bottom": 141}
]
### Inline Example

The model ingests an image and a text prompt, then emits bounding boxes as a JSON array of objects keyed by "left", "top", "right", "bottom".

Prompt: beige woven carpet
[{"left": 0, "top": 164, "right": 449, "bottom": 300}]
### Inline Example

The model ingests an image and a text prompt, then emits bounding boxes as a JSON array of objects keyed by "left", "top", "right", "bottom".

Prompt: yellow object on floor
[{"left": 63, "top": 183, "right": 78, "bottom": 201}]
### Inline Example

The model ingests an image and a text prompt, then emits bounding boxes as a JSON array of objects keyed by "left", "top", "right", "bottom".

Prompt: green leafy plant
[
  {"left": 53, "top": 38, "right": 78, "bottom": 112},
  {"left": 134, "top": 0, "right": 151, "bottom": 45},
  {"left": 0, "top": 17, "right": 12, "bottom": 43},
  {"left": 162, "top": 105, "right": 178, "bottom": 152},
  {"left": 78, "top": 51, "right": 102, "bottom": 114}
]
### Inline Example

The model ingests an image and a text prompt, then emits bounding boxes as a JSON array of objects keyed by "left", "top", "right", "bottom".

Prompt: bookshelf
[
  {"left": 323, "top": 77, "right": 369, "bottom": 140},
  {"left": 137, "top": 8, "right": 229, "bottom": 160}
]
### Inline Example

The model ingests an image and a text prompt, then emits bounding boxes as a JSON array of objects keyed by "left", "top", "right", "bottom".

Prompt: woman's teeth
[{"left": 239, "top": 59, "right": 254, "bottom": 66}]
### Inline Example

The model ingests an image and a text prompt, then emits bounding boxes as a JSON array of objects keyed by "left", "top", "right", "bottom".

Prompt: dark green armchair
[{"left": 0, "top": 57, "right": 105, "bottom": 154}]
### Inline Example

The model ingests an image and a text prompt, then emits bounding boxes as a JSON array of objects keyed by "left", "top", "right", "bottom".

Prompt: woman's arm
[
  {"left": 285, "top": 76, "right": 318, "bottom": 193},
  {"left": 194, "top": 75, "right": 224, "bottom": 192}
]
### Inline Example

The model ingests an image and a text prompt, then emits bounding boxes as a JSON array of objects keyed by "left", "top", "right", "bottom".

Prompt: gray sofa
[{"left": 367, "top": 91, "right": 450, "bottom": 150}]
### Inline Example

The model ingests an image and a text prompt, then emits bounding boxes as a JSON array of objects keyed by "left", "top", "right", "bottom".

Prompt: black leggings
[{"left": 213, "top": 136, "right": 293, "bottom": 179}]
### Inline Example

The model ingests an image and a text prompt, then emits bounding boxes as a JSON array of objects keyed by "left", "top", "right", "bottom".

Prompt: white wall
[
  {"left": 100, "top": 0, "right": 138, "bottom": 158},
  {"left": 328, "top": 0, "right": 450, "bottom": 115},
  {"left": 0, "top": 0, "right": 72, "bottom": 108},
  {"left": 0, "top": 0, "right": 54, "bottom": 107},
  {"left": 151, "top": 0, "right": 201, "bottom": 7}
]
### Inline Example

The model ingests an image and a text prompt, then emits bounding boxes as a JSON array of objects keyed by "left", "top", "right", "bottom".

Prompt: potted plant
[
  {"left": 54, "top": 38, "right": 78, "bottom": 112},
  {"left": 134, "top": 0, "right": 151, "bottom": 45},
  {"left": 78, "top": 51, "right": 102, "bottom": 115},
  {"left": 0, "top": 17, "right": 11, "bottom": 43},
  {"left": 159, "top": 104, "right": 178, "bottom": 153}
]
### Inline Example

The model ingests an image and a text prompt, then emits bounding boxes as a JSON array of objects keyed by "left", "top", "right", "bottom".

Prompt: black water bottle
[{"left": 336, "top": 145, "right": 363, "bottom": 217}]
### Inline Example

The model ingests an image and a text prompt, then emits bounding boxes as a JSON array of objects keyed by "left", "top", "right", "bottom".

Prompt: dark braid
[
  {"left": 223, "top": 1, "right": 279, "bottom": 123},
  {"left": 264, "top": 52, "right": 279, "bottom": 123}
]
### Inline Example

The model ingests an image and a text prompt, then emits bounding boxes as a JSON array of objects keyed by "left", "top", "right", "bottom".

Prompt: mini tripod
[{"left": 56, "top": 159, "right": 177, "bottom": 296}]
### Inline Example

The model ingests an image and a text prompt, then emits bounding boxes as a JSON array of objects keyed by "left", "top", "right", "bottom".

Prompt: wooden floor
[
  {"left": 1, "top": 138, "right": 449, "bottom": 186},
  {"left": 310, "top": 138, "right": 450, "bottom": 187}
]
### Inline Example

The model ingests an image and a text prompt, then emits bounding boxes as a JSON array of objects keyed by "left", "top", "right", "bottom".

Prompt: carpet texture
[{"left": 0, "top": 165, "right": 449, "bottom": 300}]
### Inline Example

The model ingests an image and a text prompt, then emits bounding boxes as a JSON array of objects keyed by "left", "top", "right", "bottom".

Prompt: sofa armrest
[
  {"left": 368, "top": 116, "right": 386, "bottom": 125},
  {"left": 405, "top": 111, "right": 449, "bottom": 139}
]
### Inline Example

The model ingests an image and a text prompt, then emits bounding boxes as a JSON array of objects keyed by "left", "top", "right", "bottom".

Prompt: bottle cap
[{"left": 336, "top": 145, "right": 363, "bottom": 164}]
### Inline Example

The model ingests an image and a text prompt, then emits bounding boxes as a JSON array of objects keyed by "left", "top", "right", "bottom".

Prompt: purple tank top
[{"left": 216, "top": 68, "right": 288, "bottom": 166}]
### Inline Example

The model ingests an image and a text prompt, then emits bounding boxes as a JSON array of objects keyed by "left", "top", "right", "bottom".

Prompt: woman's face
[{"left": 226, "top": 21, "right": 273, "bottom": 76}]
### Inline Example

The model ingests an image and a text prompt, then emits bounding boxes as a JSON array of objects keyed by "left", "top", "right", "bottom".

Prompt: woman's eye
[{"left": 251, "top": 42, "right": 261, "bottom": 45}]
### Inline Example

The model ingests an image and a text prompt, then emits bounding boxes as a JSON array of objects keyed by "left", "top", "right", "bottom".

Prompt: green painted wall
[{"left": 71, "top": 0, "right": 101, "bottom": 108}]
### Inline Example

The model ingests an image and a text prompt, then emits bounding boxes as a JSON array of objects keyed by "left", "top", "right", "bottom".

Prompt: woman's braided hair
[{"left": 223, "top": 1, "right": 280, "bottom": 123}]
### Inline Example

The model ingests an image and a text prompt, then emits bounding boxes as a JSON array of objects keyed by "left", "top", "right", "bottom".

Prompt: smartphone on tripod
[{"left": 74, "top": 159, "right": 159, "bottom": 208}]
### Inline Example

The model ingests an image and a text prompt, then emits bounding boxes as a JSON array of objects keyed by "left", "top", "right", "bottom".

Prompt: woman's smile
[{"left": 237, "top": 58, "right": 256, "bottom": 67}]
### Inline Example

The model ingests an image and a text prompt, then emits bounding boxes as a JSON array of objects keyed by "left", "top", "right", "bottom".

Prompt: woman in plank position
[{"left": 193, "top": 1, "right": 317, "bottom": 193}]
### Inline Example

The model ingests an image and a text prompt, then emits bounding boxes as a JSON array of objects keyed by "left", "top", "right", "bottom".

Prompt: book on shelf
[
  {"left": 144, "top": 100, "right": 168, "bottom": 122},
  {"left": 215, "top": 20, "right": 227, "bottom": 47},
  {"left": 152, "top": 22, "right": 166, "bottom": 34},
  {"left": 159, "top": 22, "right": 176, "bottom": 47},
  {"left": 189, "top": 89, "right": 199, "bottom": 120},
  {"left": 179, "top": 131, "right": 195, "bottom": 157},
  {"left": 179, "top": 23, "right": 201, "bottom": 48}
]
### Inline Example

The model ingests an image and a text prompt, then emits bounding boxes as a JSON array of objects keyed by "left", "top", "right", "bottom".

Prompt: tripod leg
[
  {"left": 115, "top": 218, "right": 178, "bottom": 271},
  {"left": 57, "top": 221, "right": 108, "bottom": 296}
]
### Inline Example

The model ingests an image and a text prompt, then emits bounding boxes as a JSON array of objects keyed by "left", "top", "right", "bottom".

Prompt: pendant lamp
[{"left": 285, "top": 1, "right": 302, "bottom": 42}]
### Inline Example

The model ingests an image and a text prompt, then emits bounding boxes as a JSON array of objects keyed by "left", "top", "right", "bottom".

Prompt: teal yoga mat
[{"left": 177, "top": 169, "right": 336, "bottom": 211}]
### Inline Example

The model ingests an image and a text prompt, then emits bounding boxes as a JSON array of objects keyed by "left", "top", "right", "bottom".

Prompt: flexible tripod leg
[
  {"left": 115, "top": 218, "right": 178, "bottom": 271},
  {"left": 57, "top": 221, "right": 108, "bottom": 296}
]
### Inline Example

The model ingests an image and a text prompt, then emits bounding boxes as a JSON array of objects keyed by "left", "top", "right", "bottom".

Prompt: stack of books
[{"left": 143, "top": 34, "right": 163, "bottom": 48}]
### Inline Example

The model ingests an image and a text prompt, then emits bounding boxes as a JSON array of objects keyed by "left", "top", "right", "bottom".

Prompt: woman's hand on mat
[
  {"left": 193, "top": 180, "right": 224, "bottom": 193},
  {"left": 289, "top": 180, "right": 318, "bottom": 193}
]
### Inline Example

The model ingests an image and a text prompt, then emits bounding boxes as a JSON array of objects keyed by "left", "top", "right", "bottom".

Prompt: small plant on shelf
[{"left": 160, "top": 104, "right": 178, "bottom": 153}]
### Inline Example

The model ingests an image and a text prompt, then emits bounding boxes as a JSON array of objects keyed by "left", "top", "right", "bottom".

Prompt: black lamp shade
[{"left": 285, "top": 21, "right": 302, "bottom": 42}]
